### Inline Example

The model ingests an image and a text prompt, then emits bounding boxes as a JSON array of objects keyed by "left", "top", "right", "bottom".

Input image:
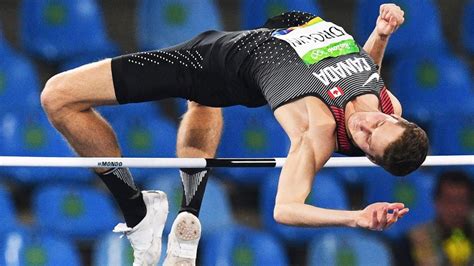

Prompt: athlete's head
[{"left": 347, "top": 112, "right": 429, "bottom": 176}]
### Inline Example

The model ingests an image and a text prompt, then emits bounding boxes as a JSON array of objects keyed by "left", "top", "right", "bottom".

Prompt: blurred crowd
[{"left": 0, "top": 0, "right": 473, "bottom": 265}]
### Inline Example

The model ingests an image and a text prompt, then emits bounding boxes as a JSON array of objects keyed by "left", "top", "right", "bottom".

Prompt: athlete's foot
[
  {"left": 163, "top": 212, "right": 201, "bottom": 266},
  {"left": 113, "top": 190, "right": 169, "bottom": 266}
]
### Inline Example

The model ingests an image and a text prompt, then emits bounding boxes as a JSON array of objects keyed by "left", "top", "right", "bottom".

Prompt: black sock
[
  {"left": 178, "top": 168, "right": 210, "bottom": 217},
  {"left": 98, "top": 167, "right": 146, "bottom": 228}
]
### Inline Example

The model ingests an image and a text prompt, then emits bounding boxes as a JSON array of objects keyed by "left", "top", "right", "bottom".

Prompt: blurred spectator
[{"left": 399, "top": 171, "right": 473, "bottom": 266}]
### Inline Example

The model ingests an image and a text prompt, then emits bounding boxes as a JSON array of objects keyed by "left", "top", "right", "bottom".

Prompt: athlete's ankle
[
  {"left": 179, "top": 168, "right": 210, "bottom": 217},
  {"left": 97, "top": 167, "right": 146, "bottom": 228}
]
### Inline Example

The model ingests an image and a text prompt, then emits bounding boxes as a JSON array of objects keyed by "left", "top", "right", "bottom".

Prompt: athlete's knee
[
  {"left": 185, "top": 101, "right": 223, "bottom": 128},
  {"left": 41, "top": 72, "right": 80, "bottom": 122},
  {"left": 183, "top": 102, "right": 223, "bottom": 133},
  {"left": 187, "top": 101, "right": 222, "bottom": 116}
]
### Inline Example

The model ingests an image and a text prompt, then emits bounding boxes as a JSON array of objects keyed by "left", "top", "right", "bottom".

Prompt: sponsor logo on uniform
[
  {"left": 312, "top": 57, "right": 372, "bottom": 85},
  {"left": 286, "top": 26, "right": 347, "bottom": 48},
  {"left": 328, "top": 87, "right": 344, "bottom": 99},
  {"left": 362, "top": 72, "right": 380, "bottom": 87}
]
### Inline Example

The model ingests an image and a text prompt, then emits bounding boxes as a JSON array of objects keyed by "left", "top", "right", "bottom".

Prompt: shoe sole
[
  {"left": 163, "top": 213, "right": 201, "bottom": 266},
  {"left": 174, "top": 214, "right": 200, "bottom": 241}
]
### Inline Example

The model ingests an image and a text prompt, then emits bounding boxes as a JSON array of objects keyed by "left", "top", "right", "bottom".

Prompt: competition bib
[{"left": 272, "top": 17, "right": 359, "bottom": 65}]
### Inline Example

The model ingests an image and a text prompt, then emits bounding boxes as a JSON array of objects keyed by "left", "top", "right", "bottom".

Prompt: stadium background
[{"left": 0, "top": 0, "right": 473, "bottom": 265}]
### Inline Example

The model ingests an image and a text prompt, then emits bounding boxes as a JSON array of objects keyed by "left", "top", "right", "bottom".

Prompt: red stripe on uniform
[
  {"left": 380, "top": 87, "right": 394, "bottom": 114},
  {"left": 330, "top": 106, "right": 350, "bottom": 152}
]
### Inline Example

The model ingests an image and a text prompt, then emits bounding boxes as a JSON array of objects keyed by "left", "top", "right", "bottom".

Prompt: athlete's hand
[
  {"left": 355, "top": 202, "right": 409, "bottom": 231},
  {"left": 376, "top": 4, "right": 405, "bottom": 39}
]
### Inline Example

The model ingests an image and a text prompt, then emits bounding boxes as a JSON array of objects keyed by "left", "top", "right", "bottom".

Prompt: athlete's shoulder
[{"left": 262, "top": 11, "right": 317, "bottom": 29}]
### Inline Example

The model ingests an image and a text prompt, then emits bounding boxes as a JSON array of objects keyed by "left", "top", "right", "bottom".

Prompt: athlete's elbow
[{"left": 273, "top": 204, "right": 293, "bottom": 225}]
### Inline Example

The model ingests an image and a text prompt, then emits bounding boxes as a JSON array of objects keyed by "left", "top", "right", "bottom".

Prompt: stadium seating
[
  {"left": 354, "top": 0, "right": 446, "bottom": 56},
  {"left": 98, "top": 103, "right": 177, "bottom": 183},
  {"left": 363, "top": 168, "right": 435, "bottom": 239},
  {"left": 308, "top": 231, "right": 393, "bottom": 266},
  {"left": 137, "top": 0, "right": 222, "bottom": 50},
  {"left": 0, "top": 230, "right": 81, "bottom": 266},
  {"left": 0, "top": 35, "right": 42, "bottom": 178},
  {"left": 261, "top": 171, "right": 351, "bottom": 243},
  {"left": 0, "top": 22, "right": 4, "bottom": 44},
  {"left": 20, "top": 0, "right": 118, "bottom": 63},
  {"left": 201, "top": 224, "right": 289, "bottom": 266},
  {"left": 390, "top": 50, "right": 472, "bottom": 123},
  {"left": 0, "top": 22, "right": 12, "bottom": 53},
  {"left": 332, "top": 166, "right": 377, "bottom": 185},
  {"left": 1, "top": 1, "right": 472, "bottom": 264},
  {"left": 462, "top": 0, "right": 474, "bottom": 53},
  {"left": 93, "top": 232, "right": 169, "bottom": 266},
  {"left": 145, "top": 171, "right": 234, "bottom": 236},
  {"left": 431, "top": 108, "right": 474, "bottom": 156},
  {"left": 217, "top": 106, "right": 289, "bottom": 184},
  {"left": 0, "top": 186, "right": 18, "bottom": 233},
  {"left": 241, "top": 0, "right": 322, "bottom": 29},
  {"left": 0, "top": 46, "right": 40, "bottom": 109},
  {"left": 0, "top": 105, "right": 93, "bottom": 183},
  {"left": 32, "top": 184, "right": 118, "bottom": 240}
]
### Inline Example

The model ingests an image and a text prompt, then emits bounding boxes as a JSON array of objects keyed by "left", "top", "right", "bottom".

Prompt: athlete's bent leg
[
  {"left": 41, "top": 59, "right": 120, "bottom": 161},
  {"left": 41, "top": 59, "right": 146, "bottom": 225},
  {"left": 41, "top": 59, "right": 168, "bottom": 265},
  {"left": 177, "top": 101, "right": 222, "bottom": 215},
  {"left": 164, "top": 101, "right": 223, "bottom": 265}
]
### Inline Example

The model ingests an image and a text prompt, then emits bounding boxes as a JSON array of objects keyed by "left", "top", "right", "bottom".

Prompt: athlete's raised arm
[{"left": 363, "top": 3, "right": 405, "bottom": 69}]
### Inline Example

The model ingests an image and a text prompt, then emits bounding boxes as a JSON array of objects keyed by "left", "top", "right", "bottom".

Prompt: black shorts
[{"left": 111, "top": 30, "right": 267, "bottom": 107}]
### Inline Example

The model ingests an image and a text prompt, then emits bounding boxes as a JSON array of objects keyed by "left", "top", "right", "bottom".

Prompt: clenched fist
[{"left": 376, "top": 3, "right": 405, "bottom": 39}]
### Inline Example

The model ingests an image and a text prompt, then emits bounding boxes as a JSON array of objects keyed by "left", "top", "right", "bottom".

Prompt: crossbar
[{"left": 0, "top": 155, "right": 472, "bottom": 168}]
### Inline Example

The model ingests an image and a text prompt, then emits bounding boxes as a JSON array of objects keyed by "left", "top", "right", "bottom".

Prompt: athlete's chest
[
  {"left": 345, "top": 94, "right": 382, "bottom": 113},
  {"left": 303, "top": 94, "right": 381, "bottom": 126}
]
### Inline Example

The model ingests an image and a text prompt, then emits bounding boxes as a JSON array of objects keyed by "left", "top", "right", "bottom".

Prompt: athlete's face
[{"left": 347, "top": 112, "right": 405, "bottom": 159}]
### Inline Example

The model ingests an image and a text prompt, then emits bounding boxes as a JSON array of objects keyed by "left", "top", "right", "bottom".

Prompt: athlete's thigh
[
  {"left": 111, "top": 31, "right": 231, "bottom": 106},
  {"left": 111, "top": 50, "right": 196, "bottom": 105},
  {"left": 54, "top": 59, "right": 117, "bottom": 107}
]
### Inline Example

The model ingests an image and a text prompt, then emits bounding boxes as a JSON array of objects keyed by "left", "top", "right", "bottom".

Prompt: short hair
[
  {"left": 434, "top": 171, "right": 473, "bottom": 201},
  {"left": 372, "top": 119, "right": 429, "bottom": 176}
]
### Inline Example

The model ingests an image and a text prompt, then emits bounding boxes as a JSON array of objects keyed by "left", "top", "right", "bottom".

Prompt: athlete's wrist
[
  {"left": 349, "top": 210, "right": 362, "bottom": 228},
  {"left": 375, "top": 32, "right": 390, "bottom": 42}
]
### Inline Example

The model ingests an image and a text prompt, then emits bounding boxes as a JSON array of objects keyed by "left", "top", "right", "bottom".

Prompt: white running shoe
[
  {"left": 163, "top": 212, "right": 201, "bottom": 266},
  {"left": 113, "top": 190, "right": 169, "bottom": 266}
]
